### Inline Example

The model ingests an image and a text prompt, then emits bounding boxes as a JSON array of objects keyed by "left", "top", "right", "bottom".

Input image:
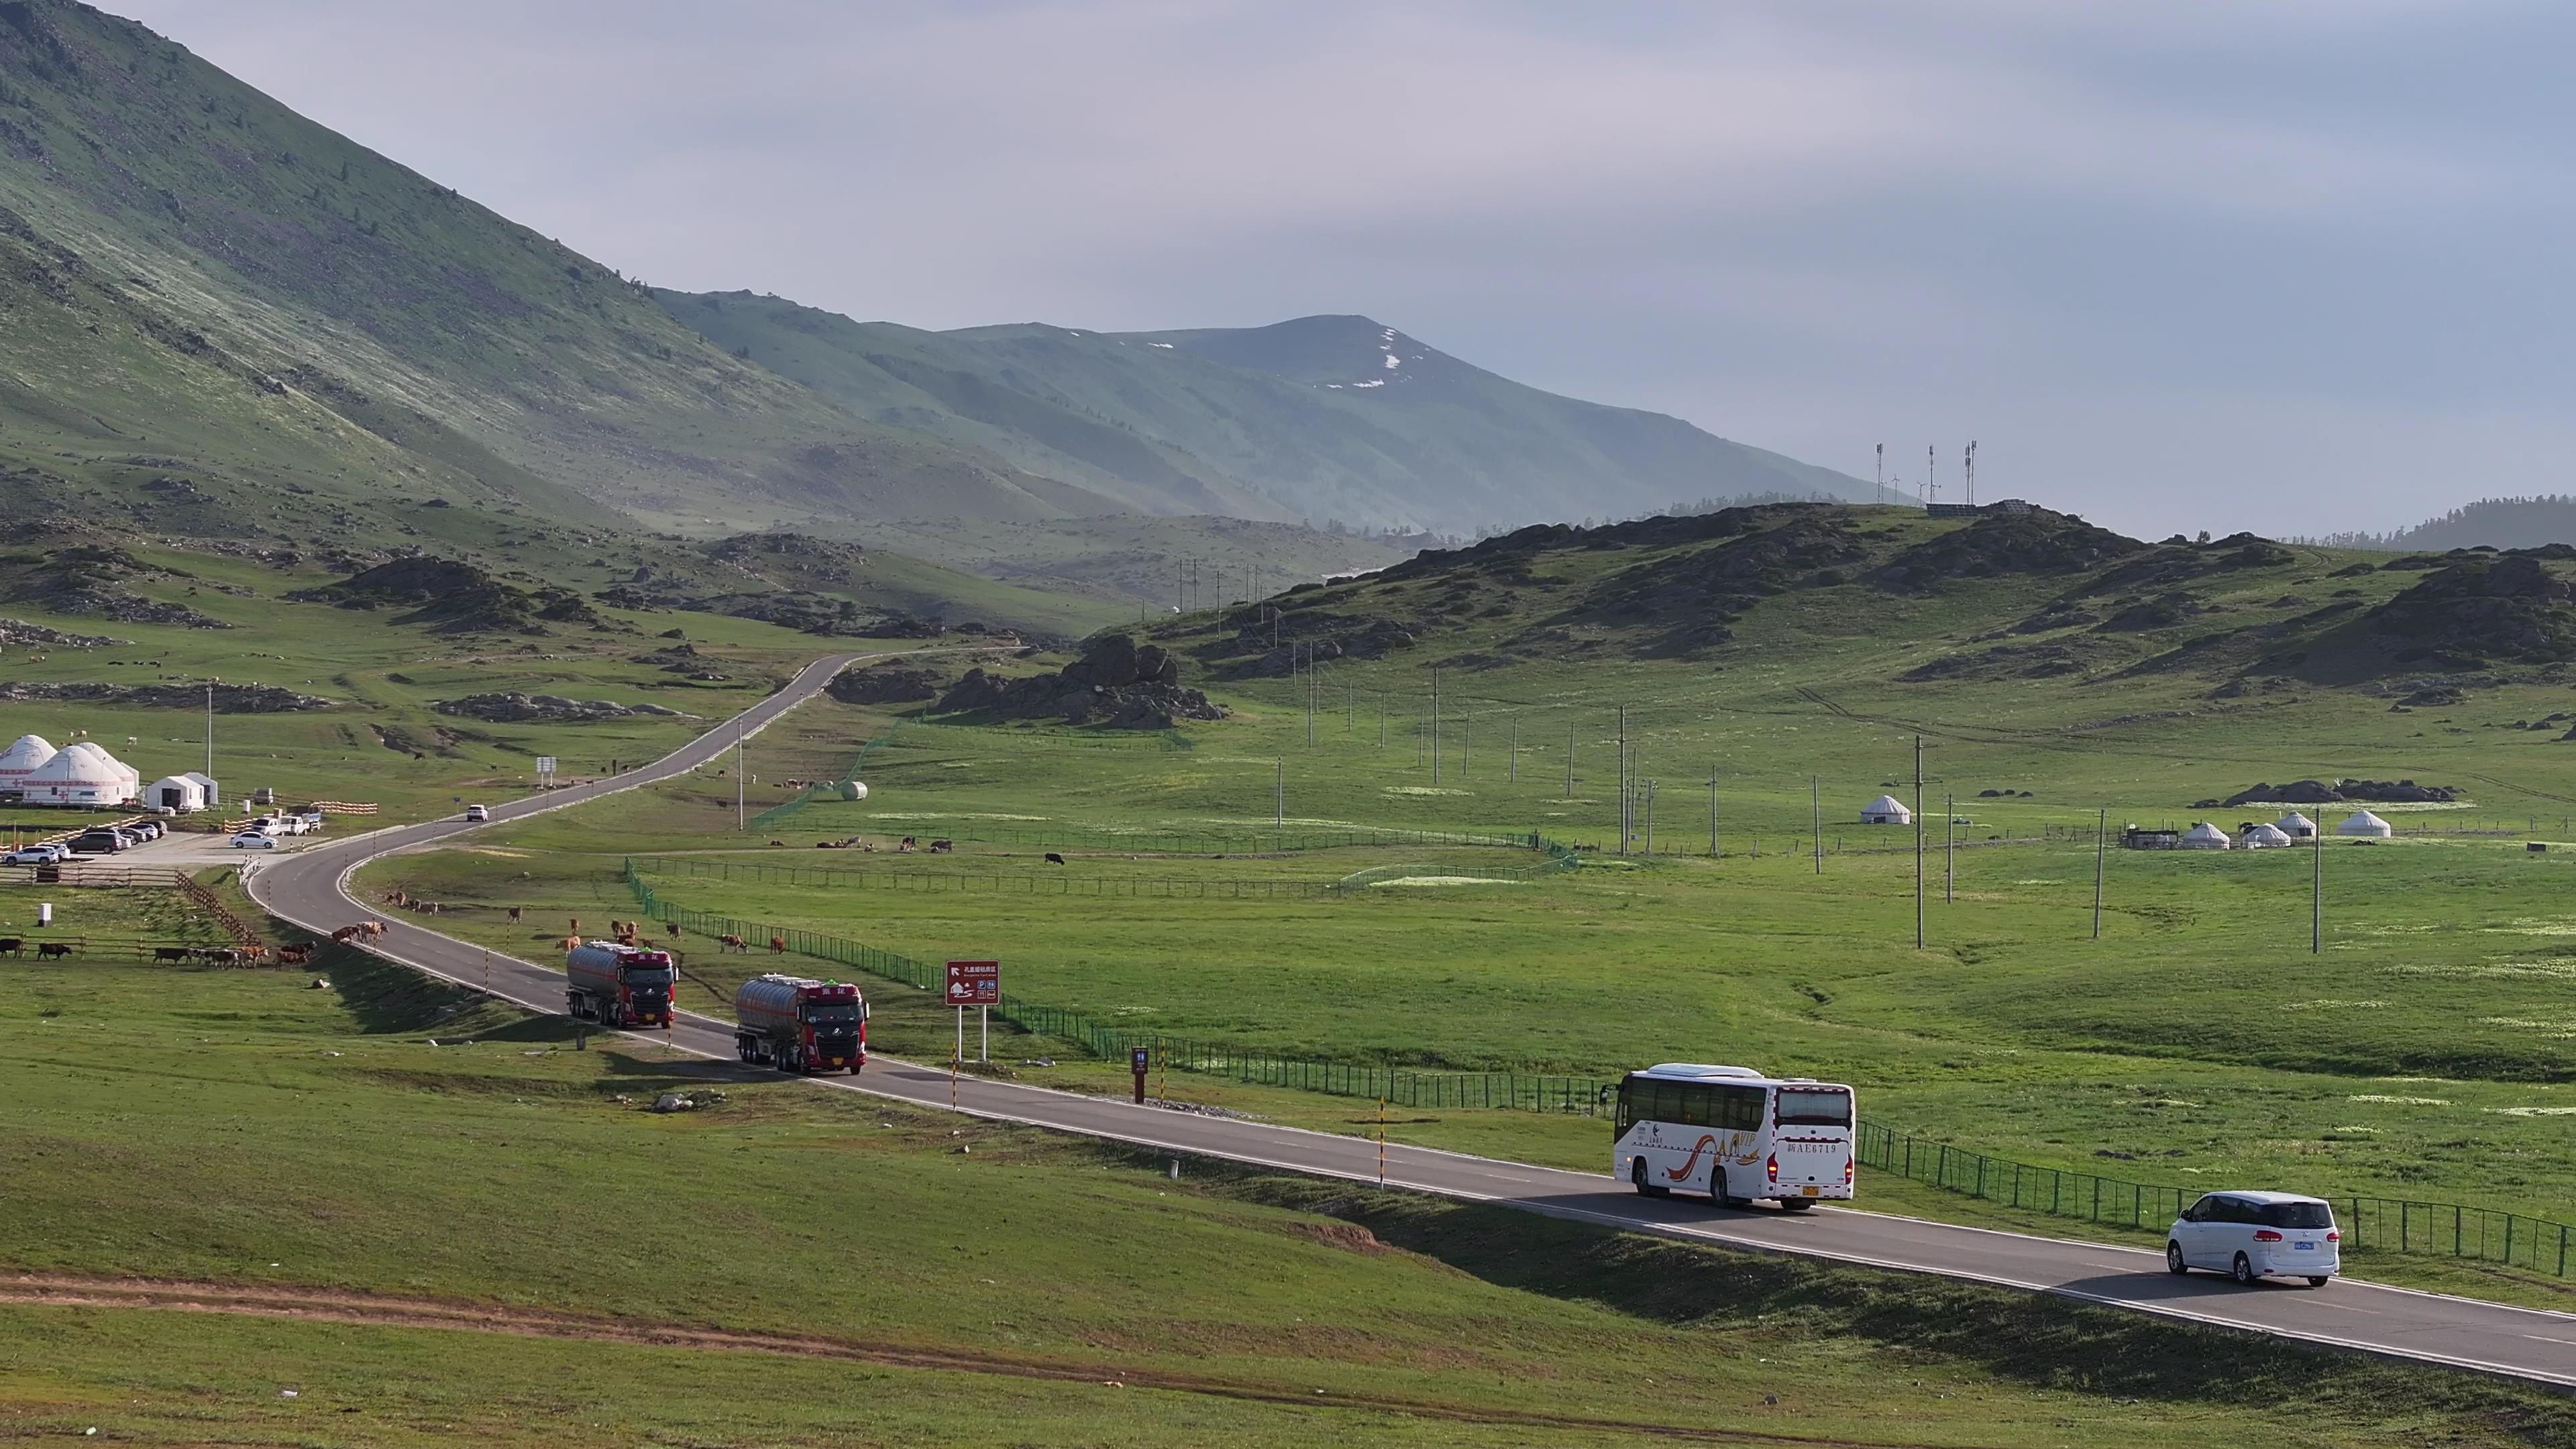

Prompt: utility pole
[
  {"left": 1913, "top": 735, "right": 1925, "bottom": 949},
  {"left": 204, "top": 680, "right": 215, "bottom": 777},
  {"left": 1275, "top": 756, "right": 1284, "bottom": 830},
  {"left": 1566, "top": 727, "right": 1574, "bottom": 800},
  {"left": 1617, "top": 707, "right": 1628, "bottom": 855},
  {"left": 2312, "top": 824, "right": 2323, "bottom": 954},
  {"left": 1644, "top": 780, "right": 1656, "bottom": 856},
  {"left": 1709, "top": 765, "right": 1719, "bottom": 857},
  {"left": 1509, "top": 720, "right": 1517, "bottom": 784},
  {"left": 1431, "top": 667, "right": 1442, "bottom": 784},
  {"left": 1460, "top": 716, "right": 1468, "bottom": 776},
  {"left": 735, "top": 730, "right": 746, "bottom": 831},
  {"left": 2094, "top": 808, "right": 2106, "bottom": 941},
  {"left": 1379, "top": 704, "right": 1385, "bottom": 749},
  {"left": 1945, "top": 792, "right": 1954, "bottom": 902},
  {"left": 1811, "top": 776, "right": 1822, "bottom": 875}
]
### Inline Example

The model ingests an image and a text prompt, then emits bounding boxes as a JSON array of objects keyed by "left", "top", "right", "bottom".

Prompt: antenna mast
[
  {"left": 1966, "top": 440, "right": 1978, "bottom": 508},
  {"left": 1875, "top": 442, "right": 1884, "bottom": 497},
  {"left": 1927, "top": 445, "right": 1937, "bottom": 506}
]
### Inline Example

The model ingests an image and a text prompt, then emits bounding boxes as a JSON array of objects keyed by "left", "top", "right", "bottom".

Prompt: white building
[
  {"left": 2237, "top": 822, "right": 2292, "bottom": 849},
  {"left": 146, "top": 775, "right": 208, "bottom": 812},
  {"left": 2181, "top": 821, "right": 2233, "bottom": 850},
  {"left": 2337, "top": 810, "right": 2394, "bottom": 838},
  {"left": 1860, "top": 794, "right": 1913, "bottom": 825},
  {"left": 183, "top": 770, "right": 221, "bottom": 808},
  {"left": 2277, "top": 811, "right": 2317, "bottom": 839},
  {"left": 0, "top": 734, "right": 55, "bottom": 798},
  {"left": 18, "top": 741, "right": 139, "bottom": 807}
]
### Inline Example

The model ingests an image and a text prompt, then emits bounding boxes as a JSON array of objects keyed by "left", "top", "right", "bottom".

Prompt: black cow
[
  {"left": 1044, "top": 853, "right": 1066, "bottom": 865},
  {"left": 36, "top": 943, "right": 71, "bottom": 959}
]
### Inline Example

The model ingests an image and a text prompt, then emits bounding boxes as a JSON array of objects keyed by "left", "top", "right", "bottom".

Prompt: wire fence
[
  {"left": 633, "top": 854, "right": 1340, "bottom": 900},
  {"left": 749, "top": 720, "right": 910, "bottom": 832},
  {"left": 623, "top": 862, "right": 2575, "bottom": 1279},
  {"left": 1854, "top": 1123, "right": 2573, "bottom": 1279},
  {"left": 735, "top": 818, "right": 1548, "bottom": 856}
]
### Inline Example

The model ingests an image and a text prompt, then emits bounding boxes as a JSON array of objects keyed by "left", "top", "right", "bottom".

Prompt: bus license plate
[{"left": 1802, "top": 1186, "right": 1820, "bottom": 1196}]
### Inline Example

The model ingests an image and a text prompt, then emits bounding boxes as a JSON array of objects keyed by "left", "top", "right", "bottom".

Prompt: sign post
[
  {"left": 535, "top": 756, "right": 557, "bottom": 790},
  {"left": 946, "top": 960, "right": 999, "bottom": 1068},
  {"left": 1131, "top": 1046, "right": 1150, "bottom": 1104}
]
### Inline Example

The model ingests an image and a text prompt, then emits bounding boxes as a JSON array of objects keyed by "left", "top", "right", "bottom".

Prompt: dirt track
[{"left": 0, "top": 1270, "right": 1935, "bottom": 1446}]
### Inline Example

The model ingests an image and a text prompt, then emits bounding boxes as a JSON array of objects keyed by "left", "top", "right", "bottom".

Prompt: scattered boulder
[
  {"left": 433, "top": 693, "right": 694, "bottom": 723},
  {"left": 0, "top": 682, "right": 330, "bottom": 712},
  {"left": 1875, "top": 508, "right": 2143, "bottom": 592},
  {"left": 2219, "top": 778, "right": 2461, "bottom": 807},
  {"left": 1, "top": 545, "right": 231, "bottom": 628}
]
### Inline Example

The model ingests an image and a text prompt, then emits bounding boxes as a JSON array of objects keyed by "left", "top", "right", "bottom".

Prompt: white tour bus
[{"left": 1615, "top": 1063, "right": 1856, "bottom": 1209}]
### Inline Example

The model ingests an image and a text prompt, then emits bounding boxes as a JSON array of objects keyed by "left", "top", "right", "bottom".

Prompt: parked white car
[
  {"left": 464, "top": 804, "right": 490, "bottom": 823},
  {"left": 4, "top": 844, "right": 66, "bottom": 865},
  {"left": 230, "top": 831, "right": 281, "bottom": 851},
  {"left": 2168, "top": 1191, "right": 2339, "bottom": 1286}
]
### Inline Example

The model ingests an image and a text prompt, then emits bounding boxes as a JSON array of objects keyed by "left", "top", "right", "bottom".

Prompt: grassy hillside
[
  {"left": 0, "top": 0, "right": 1129, "bottom": 543},
  {"left": 658, "top": 291, "right": 1887, "bottom": 535}
]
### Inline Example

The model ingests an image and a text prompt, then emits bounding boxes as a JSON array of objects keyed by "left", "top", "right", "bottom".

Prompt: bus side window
[
  {"left": 1670, "top": 1083, "right": 1701, "bottom": 1126},
  {"left": 1615, "top": 1081, "right": 1635, "bottom": 1135},
  {"left": 1725, "top": 1086, "right": 1765, "bottom": 1132}
]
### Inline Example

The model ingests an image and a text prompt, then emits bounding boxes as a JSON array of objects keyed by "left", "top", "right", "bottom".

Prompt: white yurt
[
  {"left": 182, "top": 770, "right": 221, "bottom": 807},
  {"left": 2237, "top": 822, "right": 2292, "bottom": 849},
  {"left": 21, "top": 741, "right": 138, "bottom": 807},
  {"left": 1860, "top": 794, "right": 1913, "bottom": 825},
  {"left": 2277, "top": 810, "right": 2317, "bottom": 839},
  {"left": 2337, "top": 809, "right": 2394, "bottom": 838},
  {"left": 147, "top": 775, "right": 208, "bottom": 812},
  {"left": 2180, "top": 821, "right": 2233, "bottom": 850},
  {"left": 0, "top": 733, "right": 56, "bottom": 788}
]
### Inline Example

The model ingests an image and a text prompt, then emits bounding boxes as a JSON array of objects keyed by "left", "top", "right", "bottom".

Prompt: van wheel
[
  {"left": 1631, "top": 1159, "right": 1668, "bottom": 1197},
  {"left": 2231, "top": 1252, "right": 2257, "bottom": 1285},
  {"left": 2166, "top": 1242, "right": 2188, "bottom": 1276},
  {"left": 2306, "top": 1276, "right": 2329, "bottom": 1288}
]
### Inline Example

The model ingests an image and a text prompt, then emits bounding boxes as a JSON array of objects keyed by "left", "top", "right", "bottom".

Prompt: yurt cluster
[
  {"left": 2127, "top": 810, "right": 2394, "bottom": 851},
  {"left": 0, "top": 733, "right": 217, "bottom": 812}
]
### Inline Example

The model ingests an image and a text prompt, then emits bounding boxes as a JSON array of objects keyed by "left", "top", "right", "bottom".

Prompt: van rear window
[{"left": 2257, "top": 1201, "right": 2334, "bottom": 1229}]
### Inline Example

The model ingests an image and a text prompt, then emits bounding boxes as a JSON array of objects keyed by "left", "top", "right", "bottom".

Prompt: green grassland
[
  {"left": 1, "top": 950, "right": 2567, "bottom": 1448},
  {"left": 346, "top": 511, "right": 2576, "bottom": 1309}
]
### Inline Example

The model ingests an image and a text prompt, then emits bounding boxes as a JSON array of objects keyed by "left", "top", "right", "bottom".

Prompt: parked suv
[
  {"left": 70, "top": 830, "right": 128, "bottom": 854},
  {"left": 2168, "top": 1191, "right": 2339, "bottom": 1287},
  {"left": 3, "top": 843, "right": 66, "bottom": 865}
]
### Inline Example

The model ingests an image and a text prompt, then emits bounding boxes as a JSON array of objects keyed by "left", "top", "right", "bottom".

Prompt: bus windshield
[{"left": 1774, "top": 1087, "right": 1852, "bottom": 1127}]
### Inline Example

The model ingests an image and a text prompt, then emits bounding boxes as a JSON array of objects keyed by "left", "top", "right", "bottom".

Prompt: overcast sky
[{"left": 111, "top": 1, "right": 2574, "bottom": 539}]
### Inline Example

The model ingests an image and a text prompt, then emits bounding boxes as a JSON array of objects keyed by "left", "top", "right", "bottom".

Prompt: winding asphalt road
[{"left": 248, "top": 653, "right": 2576, "bottom": 1389}]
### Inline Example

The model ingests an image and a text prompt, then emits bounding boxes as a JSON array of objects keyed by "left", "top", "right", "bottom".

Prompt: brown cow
[
  {"left": 666, "top": 921, "right": 681, "bottom": 938},
  {"left": 561, "top": 935, "right": 582, "bottom": 951},
  {"left": 569, "top": 918, "right": 580, "bottom": 934},
  {"left": 276, "top": 943, "right": 311, "bottom": 966},
  {"left": 718, "top": 934, "right": 747, "bottom": 953},
  {"left": 768, "top": 936, "right": 786, "bottom": 954},
  {"left": 331, "top": 925, "right": 363, "bottom": 944},
  {"left": 507, "top": 907, "right": 523, "bottom": 924}
]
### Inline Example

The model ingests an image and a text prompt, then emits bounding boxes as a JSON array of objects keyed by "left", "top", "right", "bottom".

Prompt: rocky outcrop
[
  {"left": 2363, "top": 554, "right": 2576, "bottom": 663},
  {"left": 934, "top": 634, "right": 1225, "bottom": 729},
  {"left": 2, "top": 545, "right": 231, "bottom": 629},
  {"left": 2219, "top": 779, "right": 2461, "bottom": 807},
  {"left": 432, "top": 693, "right": 694, "bottom": 723},
  {"left": 0, "top": 682, "right": 331, "bottom": 711},
  {"left": 291, "top": 556, "right": 604, "bottom": 635},
  {"left": 0, "top": 618, "right": 123, "bottom": 648},
  {"left": 1876, "top": 508, "right": 2143, "bottom": 592},
  {"left": 828, "top": 663, "right": 944, "bottom": 704}
]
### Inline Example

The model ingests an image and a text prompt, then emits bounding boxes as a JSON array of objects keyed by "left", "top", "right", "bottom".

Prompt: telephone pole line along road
[{"left": 248, "top": 655, "right": 2576, "bottom": 1391}]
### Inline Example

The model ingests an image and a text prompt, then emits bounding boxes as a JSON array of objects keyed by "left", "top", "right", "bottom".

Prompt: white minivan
[{"left": 2167, "top": 1191, "right": 2340, "bottom": 1286}]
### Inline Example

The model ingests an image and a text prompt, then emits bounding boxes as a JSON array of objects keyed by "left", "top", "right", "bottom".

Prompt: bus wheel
[
  {"left": 1778, "top": 1198, "right": 1815, "bottom": 1212},
  {"left": 1711, "top": 1171, "right": 1745, "bottom": 1210},
  {"left": 1631, "top": 1159, "right": 1668, "bottom": 1197}
]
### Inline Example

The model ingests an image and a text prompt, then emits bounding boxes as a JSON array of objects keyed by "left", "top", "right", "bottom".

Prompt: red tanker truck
[
  {"left": 734, "top": 973, "right": 867, "bottom": 1073},
  {"left": 564, "top": 941, "right": 677, "bottom": 1029}
]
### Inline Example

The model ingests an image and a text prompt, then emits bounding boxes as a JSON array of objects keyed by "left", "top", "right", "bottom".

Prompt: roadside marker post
[{"left": 1132, "top": 1046, "right": 1150, "bottom": 1104}]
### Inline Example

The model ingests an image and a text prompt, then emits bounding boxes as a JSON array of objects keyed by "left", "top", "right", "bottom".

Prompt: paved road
[{"left": 248, "top": 653, "right": 2576, "bottom": 1389}]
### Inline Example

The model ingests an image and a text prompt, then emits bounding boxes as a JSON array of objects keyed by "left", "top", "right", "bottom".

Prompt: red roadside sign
[{"left": 945, "top": 959, "right": 1000, "bottom": 1006}]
